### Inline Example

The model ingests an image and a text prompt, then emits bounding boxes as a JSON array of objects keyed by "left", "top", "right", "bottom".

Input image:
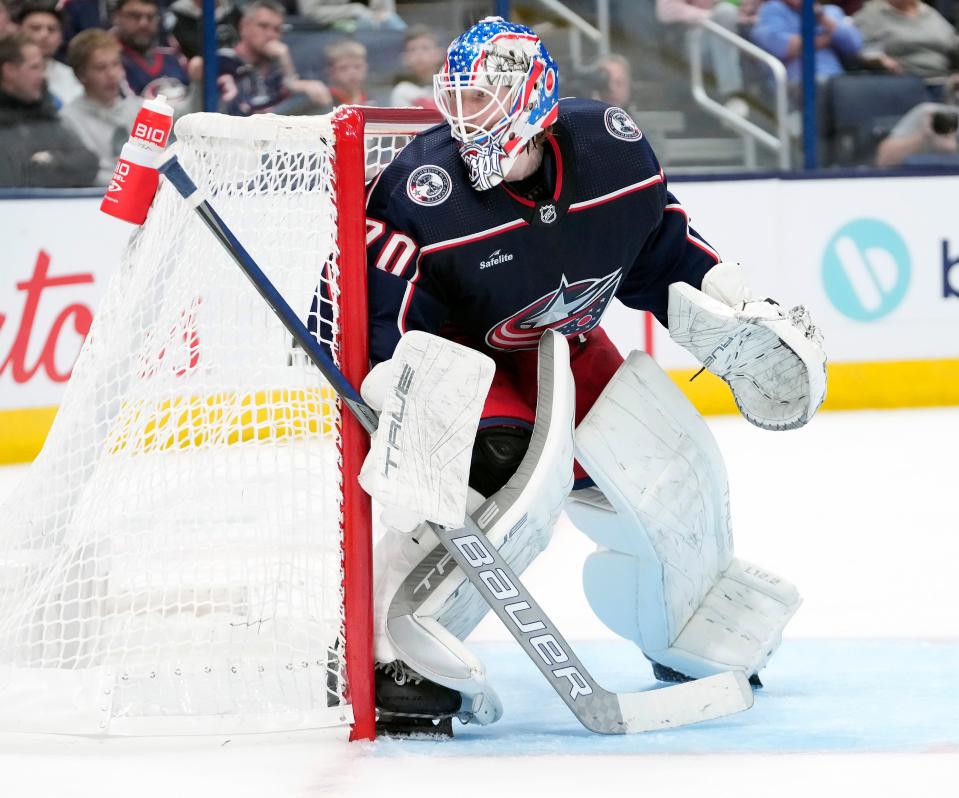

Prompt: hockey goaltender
[{"left": 356, "top": 17, "right": 826, "bottom": 737}]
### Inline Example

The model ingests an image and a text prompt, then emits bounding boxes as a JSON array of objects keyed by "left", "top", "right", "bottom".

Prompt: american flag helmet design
[{"left": 433, "top": 16, "right": 560, "bottom": 191}]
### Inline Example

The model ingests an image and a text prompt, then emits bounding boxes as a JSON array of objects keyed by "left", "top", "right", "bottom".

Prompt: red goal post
[{"left": 333, "top": 107, "right": 443, "bottom": 741}]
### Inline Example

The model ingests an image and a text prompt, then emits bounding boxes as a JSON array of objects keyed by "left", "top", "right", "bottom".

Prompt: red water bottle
[
  {"left": 100, "top": 94, "right": 174, "bottom": 225},
  {"left": 130, "top": 94, "right": 174, "bottom": 150}
]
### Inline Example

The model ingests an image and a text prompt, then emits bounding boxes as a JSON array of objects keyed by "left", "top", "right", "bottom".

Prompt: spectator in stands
[
  {"left": 0, "top": 34, "right": 98, "bottom": 186},
  {"left": 572, "top": 53, "right": 636, "bottom": 109},
  {"left": 876, "top": 73, "right": 959, "bottom": 164},
  {"left": 17, "top": 1, "right": 84, "bottom": 106},
  {"left": 389, "top": 24, "right": 442, "bottom": 108},
  {"left": 114, "top": 0, "right": 191, "bottom": 101},
  {"left": 61, "top": 0, "right": 111, "bottom": 44},
  {"left": 218, "top": 0, "right": 331, "bottom": 116},
  {"left": 0, "top": 0, "right": 17, "bottom": 38},
  {"left": 594, "top": 53, "right": 634, "bottom": 108},
  {"left": 325, "top": 38, "right": 368, "bottom": 106},
  {"left": 752, "top": 0, "right": 863, "bottom": 84},
  {"left": 61, "top": 28, "right": 140, "bottom": 184},
  {"left": 656, "top": 0, "right": 757, "bottom": 115},
  {"left": 299, "top": 0, "right": 405, "bottom": 32},
  {"left": 168, "top": 0, "right": 240, "bottom": 61},
  {"left": 854, "top": 0, "right": 959, "bottom": 80}
]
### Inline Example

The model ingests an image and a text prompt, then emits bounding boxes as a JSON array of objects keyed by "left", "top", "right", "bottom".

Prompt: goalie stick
[{"left": 157, "top": 154, "right": 754, "bottom": 735}]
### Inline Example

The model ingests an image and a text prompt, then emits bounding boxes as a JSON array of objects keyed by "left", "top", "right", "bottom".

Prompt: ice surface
[{"left": 0, "top": 408, "right": 956, "bottom": 797}]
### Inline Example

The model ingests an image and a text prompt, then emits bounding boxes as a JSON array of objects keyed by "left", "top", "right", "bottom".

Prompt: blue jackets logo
[
  {"left": 822, "top": 218, "right": 911, "bottom": 321},
  {"left": 604, "top": 107, "right": 642, "bottom": 141},
  {"left": 486, "top": 269, "right": 622, "bottom": 349},
  {"left": 407, "top": 165, "right": 452, "bottom": 206}
]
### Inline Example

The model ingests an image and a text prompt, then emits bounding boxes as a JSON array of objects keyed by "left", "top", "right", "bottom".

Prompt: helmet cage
[{"left": 433, "top": 69, "right": 528, "bottom": 148}]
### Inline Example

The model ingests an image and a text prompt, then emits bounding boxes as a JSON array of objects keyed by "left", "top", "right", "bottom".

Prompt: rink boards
[{"left": 3, "top": 171, "right": 959, "bottom": 463}]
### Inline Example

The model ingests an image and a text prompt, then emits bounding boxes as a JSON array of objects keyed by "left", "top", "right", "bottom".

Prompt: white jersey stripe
[
  {"left": 396, "top": 255, "right": 424, "bottom": 336},
  {"left": 419, "top": 218, "right": 528, "bottom": 256},
  {"left": 664, "top": 203, "right": 721, "bottom": 262},
  {"left": 568, "top": 173, "right": 664, "bottom": 212}
]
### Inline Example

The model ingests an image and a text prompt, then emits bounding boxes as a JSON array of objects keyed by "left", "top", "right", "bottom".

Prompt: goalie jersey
[{"left": 365, "top": 98, "right": 720, "bottom": 365}]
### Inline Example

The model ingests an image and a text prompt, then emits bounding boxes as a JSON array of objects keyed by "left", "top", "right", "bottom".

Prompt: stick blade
[{"left": 614, "top": 671, "right": 754, "bottom": 734}]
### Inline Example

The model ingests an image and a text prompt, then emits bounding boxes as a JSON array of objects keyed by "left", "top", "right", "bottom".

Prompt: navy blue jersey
[
  {"left": 217, "top": 50, "right": 291, "bottom": 116},
  {"left": 365, "top": 98, "right": 720, "bottom": 364},
  {"left": 121, "top": 45, "right": 190, "bottom": 99}
]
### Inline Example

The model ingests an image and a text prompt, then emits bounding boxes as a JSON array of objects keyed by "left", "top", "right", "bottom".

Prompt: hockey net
[{"left": 0, "top": 107, "right": 440, "bottom": 738}]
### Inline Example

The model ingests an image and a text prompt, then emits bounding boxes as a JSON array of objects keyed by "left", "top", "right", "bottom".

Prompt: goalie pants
[{"left": 475, "top": 325, "right": 624, "bottom": 487}]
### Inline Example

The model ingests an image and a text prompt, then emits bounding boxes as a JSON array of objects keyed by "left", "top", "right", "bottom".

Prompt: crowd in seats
[
  {"left": 62, "top": 27, "right": 140, "bottom": 183},
  {"left": 654, "top": 0, "right": 959, "bottom": 165},
  {"left": 218, "top": 0, "right": 331, "bottom": 115},
  {"left": 0, "top": 0, "right": 419, "bottom": 186},
  {"left": 114, "top": 0, "right": 194, "bottom": 104},
  {"left": 875, "top": 72, "right": 958, "bottom": 163},
  {"left": 1, "top": 0, "right": 959, "bottom": 186},
  {"left": 19, "top": 1, "right": 83, "bottom": 104},
  {"left": 854, "top": 0, "right": 958, "bottom": 78},
  {"left": 0, "top": 32, "right": 98, "bottom": 185},
  {"left": 388, "top": 24, "right": 441, "bottom": 108},
  {"left": 168, "top": 0, "right": 242, "bottom": 60},
  {"left": 751, "top": 0, "right": 863, "bottom": 83},
  {"left": 298, "top": 0, "right": 403, "bottom": 30},
  {"left": 656, "top": 0, "right": 760, "bottom": 114}
]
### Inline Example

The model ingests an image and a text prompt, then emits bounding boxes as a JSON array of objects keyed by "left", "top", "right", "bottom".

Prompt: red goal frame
[{"left": 332, "top": 106, "right": 443, "bottom": 742}]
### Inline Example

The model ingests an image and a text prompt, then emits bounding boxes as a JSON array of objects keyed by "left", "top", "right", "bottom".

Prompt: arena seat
[{"left": 821, "top": 73, "right": 929, "bottom": 167}]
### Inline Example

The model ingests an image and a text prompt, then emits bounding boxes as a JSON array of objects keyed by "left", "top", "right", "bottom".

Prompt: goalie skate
[
  {"left": 648, "top": 657, "right": 764, "bottom": 689},
  {"left": 375, "top": 661, "right": 462, "bottom": 738}
]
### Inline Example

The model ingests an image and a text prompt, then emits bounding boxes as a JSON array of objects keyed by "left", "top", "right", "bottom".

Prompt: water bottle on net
[{"left": 100, "top": 94, "right": 174, "bottom": 225}]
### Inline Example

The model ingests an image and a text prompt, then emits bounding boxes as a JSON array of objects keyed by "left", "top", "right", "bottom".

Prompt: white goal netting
[{"left": 0, "top": 112, "right": 417, "bottom": 735}]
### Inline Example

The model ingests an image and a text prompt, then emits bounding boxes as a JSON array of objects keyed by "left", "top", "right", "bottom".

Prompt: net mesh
[{"left": 0, "top": 112, "right": 416, "bottom": 735}]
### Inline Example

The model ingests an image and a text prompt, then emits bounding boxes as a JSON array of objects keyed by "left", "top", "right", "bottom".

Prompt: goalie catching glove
[{"left": 669, "top": 262, "right": 827, "bottom": 431}]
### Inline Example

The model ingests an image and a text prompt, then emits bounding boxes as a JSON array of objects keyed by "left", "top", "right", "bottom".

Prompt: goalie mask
[{"left": 433, "top": 16, "right": 559, "bottom": 191}]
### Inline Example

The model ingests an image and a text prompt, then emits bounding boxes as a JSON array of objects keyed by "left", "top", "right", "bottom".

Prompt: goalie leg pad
[
  {"left": 582, "top": 552, "right": 801, "bottom": 679},
  {"left": 373, "top": 331, "right": 576, "bottom": 724},
  {"left": 570, "top": 350, "right": 733, "bottom": 652},
  {"left": 570, "top": 350, "right": 800, "bottom": 678},
  {"left": 373, "top": 500, "right": 505, "bottom": 725}
]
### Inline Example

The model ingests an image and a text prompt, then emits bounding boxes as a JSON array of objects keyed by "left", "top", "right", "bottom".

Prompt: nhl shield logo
[
  {"left": 407, "top": 165, "right": 452, "bottom": 206},
  {"left": 604, "top": 107, "right": 643, "bottom": 142},
  {"left": 539, "top": 203, "right": 557, "bottom": 225}
]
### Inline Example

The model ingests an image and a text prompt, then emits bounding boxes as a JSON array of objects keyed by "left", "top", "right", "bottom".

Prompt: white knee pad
[
  {"left": 372, "top": 494, "right": 505, "bottom": 725},
  {"left": 569, "top": 350, "right": 800, "bottom": 678}
]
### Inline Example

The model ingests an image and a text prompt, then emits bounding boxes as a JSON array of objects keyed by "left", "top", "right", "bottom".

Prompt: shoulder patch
[
  {"left": 604, "top": 107, "right": 643, "bottom": 142},
  {"left": 407, "top": 164, "right": 453, "bottom": 206}
]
